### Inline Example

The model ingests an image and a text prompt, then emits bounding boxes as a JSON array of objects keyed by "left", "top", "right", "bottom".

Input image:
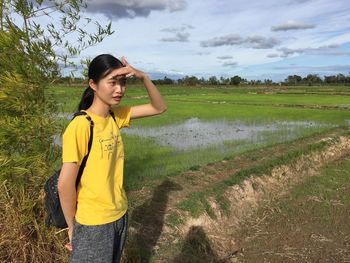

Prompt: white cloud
[
  {"left": 200, "top": 34, "right": 281, "bottom": 49},
  {"left": 271, "top": 20, "right": 316, "bottom": 31},
  {"left": 267, "top": 53, "right": 280, "bottom": 58},
  {"left": 222, "top": 61, "right": 238, "bottom": 67},
  {"left": 160, "top": 32, "right": 190, "bottom": 42},
  {"left": 160, "top": 24, "right": 193, "bottom": 42},
  {"left": 270, "top": 44, "right": 350, "bottom": 58},
  {"left": 217, "top": 55, "right": 233, "bottom": 60},
  {"left": 85, "top": 0, "right": 187, "bottom": 19},
  {"left": 160, "top": 24, "right": 193, "bottom": 33},
  {"left": 168, "top": 0, "right": 187, "bottom": 11}
]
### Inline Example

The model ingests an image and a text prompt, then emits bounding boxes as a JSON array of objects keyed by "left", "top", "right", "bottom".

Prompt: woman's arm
[
  {"left": 130, "top": 74, "right": 167, "bottom": 119},
  {"left": 117, "top": 57, "right": 167, "bottom": 119},
  {"left": 57, "top": 162, "right": 79, "bottom": 248}
]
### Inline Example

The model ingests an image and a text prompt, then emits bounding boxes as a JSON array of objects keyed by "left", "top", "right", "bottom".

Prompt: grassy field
[
  {"left": 49, "top": 85, "right": 350, "bottom": 115},
  {"left": 48, "top": 85, "right": 350, "bottom": 191}
]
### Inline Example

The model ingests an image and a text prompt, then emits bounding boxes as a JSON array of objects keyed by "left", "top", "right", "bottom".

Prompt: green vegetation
[
  {"left": 0, "top": 1, "right": 113, "bottom": 262},
  {"left": 175, "top": 138, "right": 333, "bottom": 218},
  {"left": 50, "top": 85, "right": 350, "bottom": 193},
  {"left": 48, "top": 84, "right": 350, "bottom": 114},
  {"left": 166, "top": 212, "right": 184, "bottom": 228}
]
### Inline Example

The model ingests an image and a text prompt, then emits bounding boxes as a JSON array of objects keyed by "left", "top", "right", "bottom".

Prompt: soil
[{"left": 234, "top": 156, "right": 350, "bottom": 263}]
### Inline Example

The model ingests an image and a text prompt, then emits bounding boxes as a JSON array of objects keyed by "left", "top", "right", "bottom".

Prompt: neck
[{"left": 87, "top": 99, "right": 111, "bottom": 118}]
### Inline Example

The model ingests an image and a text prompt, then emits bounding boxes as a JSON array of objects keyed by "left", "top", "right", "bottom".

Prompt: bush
[{"left": 0, "top": 1, "right": 113, "bottom": 261}]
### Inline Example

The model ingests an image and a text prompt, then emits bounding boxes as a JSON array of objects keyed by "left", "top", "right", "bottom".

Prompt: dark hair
[{"left": 78, "top": 54, "right": 124, "bottom": 111}]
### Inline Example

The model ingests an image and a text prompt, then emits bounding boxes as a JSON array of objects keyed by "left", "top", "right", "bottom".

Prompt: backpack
[
  {"left": 44, "top": 111, "right": 93, "bottom": 228},
  {"left": 44, "top": 110, "right": 116, "bottom": 228}
]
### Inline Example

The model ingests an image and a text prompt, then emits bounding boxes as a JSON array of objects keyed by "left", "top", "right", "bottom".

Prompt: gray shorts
[{"left": 69, "top": 212, "right": 128, "bottom": 263}]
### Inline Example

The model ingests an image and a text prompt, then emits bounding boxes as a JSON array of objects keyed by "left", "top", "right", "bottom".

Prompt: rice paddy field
[
  {"left": 48, "top": 84, "right": 350, "bottom": 191},
  {"left": 47, "top": 84, "right": 350, "bottom": 262}
]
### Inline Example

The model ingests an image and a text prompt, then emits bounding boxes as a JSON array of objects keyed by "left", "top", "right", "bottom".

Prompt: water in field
[
  {"left": 123, "top": 118, "right": 332, "bottom": 151},
  {"left": 53, "top": 113, "right": 334, "bottom": 150}
]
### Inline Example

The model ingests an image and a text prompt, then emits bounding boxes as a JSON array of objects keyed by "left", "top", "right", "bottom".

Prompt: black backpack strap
[
  {"left": 109, "top": 109, "right": 116, "bottom": 122},
  {"left": 70, "top": 111, "right": 94, "bottom": 188}
]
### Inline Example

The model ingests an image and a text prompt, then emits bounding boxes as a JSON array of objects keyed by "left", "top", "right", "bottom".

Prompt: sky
[{"left": 60, "top": 0, "right": 350, "bottom": 81}]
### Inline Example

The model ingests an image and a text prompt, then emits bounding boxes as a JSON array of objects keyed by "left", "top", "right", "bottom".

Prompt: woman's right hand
[
  {"left": 116, "top": 56, "right": 146, "bottom": 80},
  {"left": 65, "top": 226, "right": 73, "bottom": 251}
]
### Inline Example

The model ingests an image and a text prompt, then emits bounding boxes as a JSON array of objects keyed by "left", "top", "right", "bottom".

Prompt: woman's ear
[{"left": 89, "top": 79, "right": 97, "bottom": 91}]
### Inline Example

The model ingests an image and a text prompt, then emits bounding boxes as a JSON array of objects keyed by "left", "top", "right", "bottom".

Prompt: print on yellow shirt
[{"left": 99, "top": 132, "right": 120, "bottom": 160}]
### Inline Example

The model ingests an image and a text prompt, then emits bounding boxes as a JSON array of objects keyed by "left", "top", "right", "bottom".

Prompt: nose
[{"left": 114, "top": 84, "right": 122, "bottom": 93}]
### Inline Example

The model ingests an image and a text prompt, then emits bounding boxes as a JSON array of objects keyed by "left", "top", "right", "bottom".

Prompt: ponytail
[{"left": 78, "top": 86, "right": 94, "bottom": 111}]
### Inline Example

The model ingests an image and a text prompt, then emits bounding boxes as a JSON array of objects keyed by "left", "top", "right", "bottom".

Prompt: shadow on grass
[
  {"left": 172, "top": 226, "right": 225, "bottom": 263},
  {"left": 125, "top": 179, "right": 182, "bottom": 262},
  {"left": 124, "top": 151, "right": 155, "bottom": 191}
]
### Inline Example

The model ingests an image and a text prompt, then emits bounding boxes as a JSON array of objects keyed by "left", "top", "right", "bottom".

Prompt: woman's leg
[
  {"left": 69, "top": 213, "right": 129, "bottom": 263},
  {"left": 112, "top": 212, "right": 129, "bottom": 263},
  {"left": 69, "top": 219, "right": 115, "bottom": 263}
]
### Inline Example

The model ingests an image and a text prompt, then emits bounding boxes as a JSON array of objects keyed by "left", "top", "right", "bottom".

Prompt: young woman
[{"left": 57, "top": 54, "right": 166, "bottom": 262}]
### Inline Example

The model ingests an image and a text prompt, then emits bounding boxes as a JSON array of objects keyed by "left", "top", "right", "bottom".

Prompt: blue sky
[{"left": 65, "top": 0, "right": 350, "bottom": 81}]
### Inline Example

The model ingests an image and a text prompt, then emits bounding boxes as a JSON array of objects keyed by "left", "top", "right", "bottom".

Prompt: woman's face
[{"left": 90, "top": 68, "right": 126, "bottom": 106}]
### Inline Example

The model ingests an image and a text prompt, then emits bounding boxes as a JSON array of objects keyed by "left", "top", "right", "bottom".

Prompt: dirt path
[{"left": 123, "top": 127, "right": 350, "bottom": 262}]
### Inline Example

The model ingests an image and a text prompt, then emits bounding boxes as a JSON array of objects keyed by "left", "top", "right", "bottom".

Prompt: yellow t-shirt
[{"left": 62, "top": 105, "right": 131, "bottom": 225}]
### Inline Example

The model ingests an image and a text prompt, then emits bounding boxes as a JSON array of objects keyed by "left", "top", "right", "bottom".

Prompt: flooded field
[
  {"left": 123, "top": 118, "right": 332, "bottom": 151},
  {"left": 53, "top": 114, "right": 333, "bottom": 151}
]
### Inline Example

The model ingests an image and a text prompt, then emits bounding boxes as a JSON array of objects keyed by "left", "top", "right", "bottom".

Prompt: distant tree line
[
  {"left": 152, "top": 73, "right": 350, "bottom": 86},
  {"left": 284, "top": 73, "right": 350, "bottom": 86},
  {"left": 152, "top": 75, "right": 246, "bottom": 86},
  {"left": 56, "top": 73, "right": 350, "bottom": 86}
]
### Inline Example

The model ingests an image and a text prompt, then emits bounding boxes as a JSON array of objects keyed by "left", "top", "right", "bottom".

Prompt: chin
[{"left": 112, "top": 100, "right": 121, "bottom": 105}]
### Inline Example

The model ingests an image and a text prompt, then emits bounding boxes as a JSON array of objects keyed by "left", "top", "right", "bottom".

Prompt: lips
[{"left": 113, "top": 95, "right": 122, "bottom": 100}]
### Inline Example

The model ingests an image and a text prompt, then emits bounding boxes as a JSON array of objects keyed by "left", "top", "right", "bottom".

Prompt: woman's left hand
[{"left": 118, "top": 56, "right": 147, "bottom": 80}]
